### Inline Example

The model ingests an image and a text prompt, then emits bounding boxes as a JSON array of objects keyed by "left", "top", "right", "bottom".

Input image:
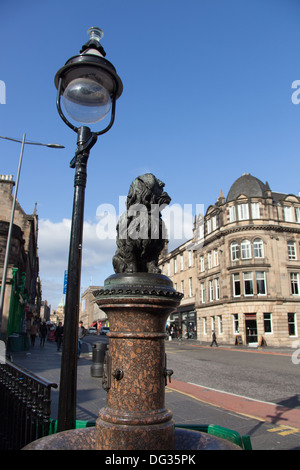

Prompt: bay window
[
  {"left": 253, "top": 239, "right": 264, "bottom": 258},
  {"left": 256, "top": 271, "right": 266, "bottom": 295},
  {"left": 238, "top": 203, "right": 249, "bottom": 220},
  {"left": 233, "top": 273, "right": 241, "bottom": 297},
  {"left": 244, "top": 272, "right": 253, "bottom": 296},
  {"left": 241, "top": 239, "right": 251, "bottom": 259},
  {"left": 284, "top": 206, "right": 292, "bottom": 222},
  {"left": 231, "top": 242, "right": 239, "bottom": 261},
  {"left": 251, "top": 202, "right": 260, "bottom": 219}
]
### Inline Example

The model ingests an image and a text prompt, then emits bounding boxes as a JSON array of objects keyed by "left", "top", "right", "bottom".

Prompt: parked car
[
  {"left": 100, "top": 326, "right": 109, "bottom": 335},
  {"left": 88, "top": 327, "right": 97, "bottom": 334}
]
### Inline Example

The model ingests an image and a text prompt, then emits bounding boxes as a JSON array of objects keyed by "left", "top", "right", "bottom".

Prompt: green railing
[{"left": 48, "top": 420, "right": 252, "bottom": 450}]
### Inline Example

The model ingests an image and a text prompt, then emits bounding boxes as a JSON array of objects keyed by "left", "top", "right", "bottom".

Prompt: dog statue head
[{"left": 126, "top": 173, "right": 171, "bottom": 209}]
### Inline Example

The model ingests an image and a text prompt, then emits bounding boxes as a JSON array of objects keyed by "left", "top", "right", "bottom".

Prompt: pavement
[{"left": 7, "top": 337, "right": 300, "bottom": 450}]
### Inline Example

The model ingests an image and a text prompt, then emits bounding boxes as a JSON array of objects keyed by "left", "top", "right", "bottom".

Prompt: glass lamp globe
[{"left": 62, "top": 76, "right": 112, "bottom": 124}]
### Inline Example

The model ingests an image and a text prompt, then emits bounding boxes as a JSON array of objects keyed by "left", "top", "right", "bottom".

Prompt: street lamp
[
  {"left": 0, "top": 134, "right": 64, "bottom": 335},
  {"left": 54, "top": 27, "right": 123, "bottom": 432}
]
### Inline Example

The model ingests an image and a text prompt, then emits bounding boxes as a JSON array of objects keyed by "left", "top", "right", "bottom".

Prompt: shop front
[{"left": 169, "top": 305, "right": 197, "bottom": 339}]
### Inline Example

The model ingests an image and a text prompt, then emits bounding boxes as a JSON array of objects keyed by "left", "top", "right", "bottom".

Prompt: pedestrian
[
  {"left": 30, "top": 321, "right": 39, "bottom": 347},
  {"left": 170, "top": 326, "right": 175, "bottom": 340},
  {"left": 77, "top": 321, "right": 86, "bottom": 358},
  {"left": 178, "top": 326, "right": 182, "bottom": 341},
  {"left": 40, "top": 321, "right": 47, "bottom": 347},
  {"left": 55, "top": 322, "right": 64, "bottom": 352},
  {"left": 210, "top": 330, "right": 218, "bottom": 347}
]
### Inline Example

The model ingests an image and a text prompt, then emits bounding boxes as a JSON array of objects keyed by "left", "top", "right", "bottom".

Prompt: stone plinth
[{"left": 93, "top": 273, "right": 182, "bottom": 450}]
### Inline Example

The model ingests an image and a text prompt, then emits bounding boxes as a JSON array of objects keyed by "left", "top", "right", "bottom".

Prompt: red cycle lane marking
[{"left": 167, "top": 379, "right": 300, "bottom": 430}]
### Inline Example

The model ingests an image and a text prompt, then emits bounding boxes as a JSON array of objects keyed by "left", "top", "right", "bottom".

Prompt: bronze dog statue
[{"left": 113, "top": 174, "right": 171, "bottom": 273}]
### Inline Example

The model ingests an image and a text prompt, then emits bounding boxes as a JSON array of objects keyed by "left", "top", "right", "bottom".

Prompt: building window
[
  {"left": 253, "top": 239, "right": 264, "bottom": 258},
  {"left": 188, "top": 277, "right": 193, "bottom": 297},
  {"left": 211, "top": 316, "right": 215, "bottom": 331},
  {"left": 207, "top": 219, "right": 211, "bottom": 234},
  {"left": 233, "top": 314, "right": 239, "bottom": 334},
  {"left": 180, "top": 280, "right": 184, "bottom": 295},
  {"left": 200, "top": 282, "right": 205, "bottom": 303},
  {"left": 180, "top": 254, "right": 184, "bottom": 270},
  {"left": 284, "top": 206, "right": 292, "bottom": 222},
  {"left": 208, "top": 251, "right": 212, "bottom": 269},
  {"left": 197, "top": 220, "right": 204, "bottom": 239},
  {"left": 238, "top": 203, "right": 249, "bottom": 220},
  {"left": 288, "top": 241, "right": 297, "bottom": 260},
  {"left": 174, "top": 257, "right": 177, "bottom": 274},
  {"left": 203, "top": 317, "right": 207, "bottom": 335},
  {"left": 167, "top": 262, "right": 170, "bottom": 276},
  {"left": 200, "top": 255, "right": 204, "bottom": 272},
  {"left": 256, "top": 271, "right": 266, "bottom": 295},
  {"left": 290, "top": 273, "right": 300, "bottom": 295},
  {"left": 288, "top": 313, "right": 297, "bottom": 336},
  {"left": 188, "top": 250, "right": 192, "bottom": 267},
  {"left": 241, "top": 239, "right": 251, "bottom": 259},
  {"left": 229, "top": 205, "right": 236, "bottom": 222},
  {"left": 251, "top": 202, "right": 260, "bottom": 219},
  {"left": 264, "top": 313, "right": 272, "bottom": 334},
  {"left": 244, "top": 272, "right": 253, "bottom": 296},
  {"left": 295, "top": 207, "right": 300, "bottom": 223},
  {"left": 215, "top": 278, "right": 220, "bottom": 300},
  {"left": 231, "top": 242, "right": 239, "bottom": 261},
  {"left": 233, "top": 274, "right": 241, "bottom": 297},
  {"left": 209, "top": 280, "right": 214, "bottom": 301},
  {"left": 218, "top": 315, "right": 223, "bottom": 334},
  {"left": 212, "top": 215, "right": 217, "bottom": 231},
  {"left": 214, "top": 249, "right": 219, "bottom": 266}
]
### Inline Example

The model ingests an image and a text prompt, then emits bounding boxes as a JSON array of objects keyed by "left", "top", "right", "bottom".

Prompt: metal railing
[{"left": 0, "top": 359, "right": 57, "bottom": 450}]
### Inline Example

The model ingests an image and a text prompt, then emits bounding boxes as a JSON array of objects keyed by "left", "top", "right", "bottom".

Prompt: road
[
  {"left": 165, "top": 341, "right": 299, "bottom": 407},
  {"left": 163, "top": 339, "right": 300, "bottom": 450}
]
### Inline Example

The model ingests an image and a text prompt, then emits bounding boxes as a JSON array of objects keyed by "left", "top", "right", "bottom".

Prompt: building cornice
[
  {"left": 202, "top": 223, "right": 300, "bottom": 247},
  {"left": 196, "top": 295, "right": 300, "bottom": 309}
]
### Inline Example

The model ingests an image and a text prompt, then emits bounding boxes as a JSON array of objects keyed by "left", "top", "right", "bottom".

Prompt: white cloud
[{"left": 38, "top": 218, "right": 116, "bottom": 309}]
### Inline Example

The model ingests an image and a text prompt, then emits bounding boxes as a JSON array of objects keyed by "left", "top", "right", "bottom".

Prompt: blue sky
[{"left": 1, "top": 0, "right": 300, "bottom": 311}]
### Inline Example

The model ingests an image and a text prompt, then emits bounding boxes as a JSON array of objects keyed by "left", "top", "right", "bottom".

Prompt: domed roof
[{"left": 226, "top": 173, "right": 269, "bottom": 202}]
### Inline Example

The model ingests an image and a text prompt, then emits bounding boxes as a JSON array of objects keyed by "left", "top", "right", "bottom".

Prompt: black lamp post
[{"left": 54, "top": 27, "right": 123, "bottom": 432}]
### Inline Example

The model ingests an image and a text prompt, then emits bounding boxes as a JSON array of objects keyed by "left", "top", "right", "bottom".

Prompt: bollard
[{"left": 90, "top": 342, "right": 108, "bottom": 377}]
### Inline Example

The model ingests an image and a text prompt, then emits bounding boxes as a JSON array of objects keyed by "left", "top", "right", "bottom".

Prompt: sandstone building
[
  {"left": 159, "top": 239, "right": 196, "bottom": 338},
  {"left": 0, "top": 175, "right": 40, "bottom": 337},
  {"left": 159, "top": 173, "right": 300, "bottom": 347},
  {"left": 79, "top": 286, "right": 107, "bottom": 329}
]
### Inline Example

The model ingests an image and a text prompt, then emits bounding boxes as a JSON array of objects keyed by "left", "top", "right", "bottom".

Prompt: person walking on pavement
[
  {"left": 30, "top": 321, "right": 39, "bottom": 347},
  {"left": 55, "top": 322, "right": 64, "bottom": 352},
  {"left": 39, "top": 321, "right": 47, "bottom": 347},
  {"left": 178, "top": 326, "right": 182, "bottom": 341},
  {"left": 77, "top": 321, "right": 87, "bottom": 358},
  {"left": 210, "top": 330, "right": 218, "bottom": 347}
]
